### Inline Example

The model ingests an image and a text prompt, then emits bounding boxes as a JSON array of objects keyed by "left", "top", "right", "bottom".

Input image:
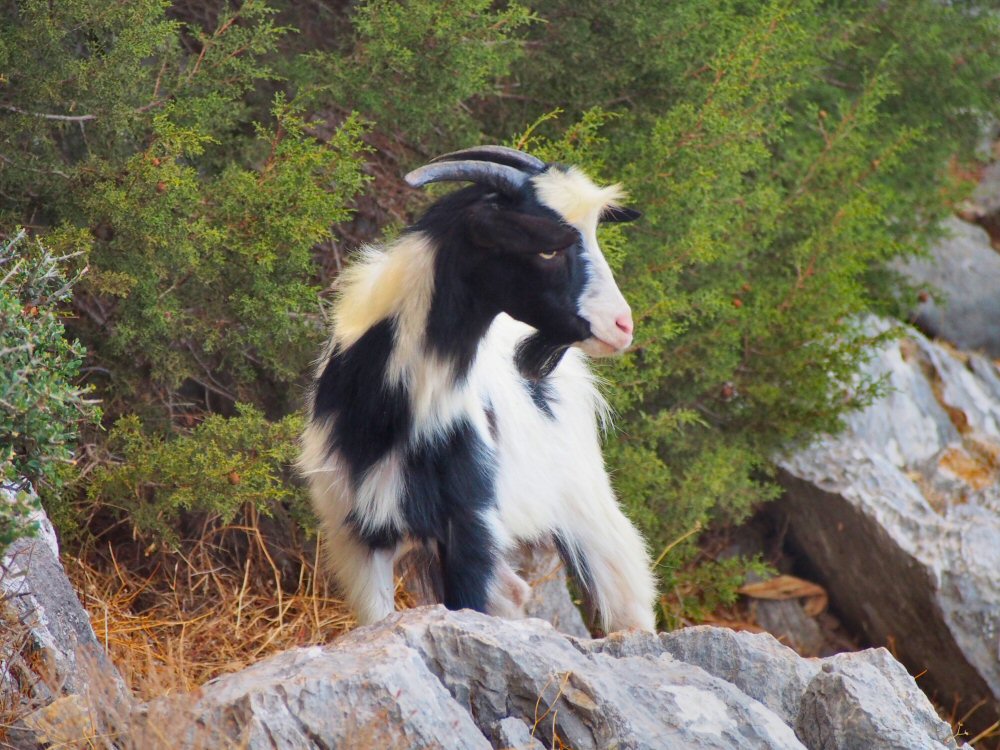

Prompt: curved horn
[
  {"left": 405, "top": 159, "right": 529, "bottom": 195},
  {"left": 430, "top": 145, "right": 547, "bottom": 173}
]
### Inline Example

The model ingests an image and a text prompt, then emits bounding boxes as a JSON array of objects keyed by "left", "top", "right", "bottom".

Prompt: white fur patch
[
  {"left": 299, "top": 419, "right": 406, "bottom": 540},
  {"left": 478, "top": 316, "right": 655, "bottom": 632},
  {"left": 355, "top": 451, "right": 407, "bottom": 533},
  {"left": 330, "top": 233, "right": 436, "bottom": 351},
  {"left": 532, "top": 166, "right": 626, "bottom": 227},
  {"left": 323, "top": 523, "right": 396, "bottom": 626}
]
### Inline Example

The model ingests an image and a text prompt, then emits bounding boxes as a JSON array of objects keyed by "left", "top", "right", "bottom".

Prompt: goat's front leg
[
  {"left": 438, "top": 506, "right": 499, "bottom": 614},
  {"left": 556, "top": 483, "right": 657, "bottom": 632},
  {"left": 428, "top": 423, "right": 507, "bottom": 615}
]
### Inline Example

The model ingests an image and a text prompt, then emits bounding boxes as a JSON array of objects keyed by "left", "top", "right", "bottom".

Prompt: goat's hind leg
[
  {"left": 486, "top": 557, "right": 531, "bottom": 619},
  {"left": 322, "top": 521, "right": 396, "bottom": 626}
]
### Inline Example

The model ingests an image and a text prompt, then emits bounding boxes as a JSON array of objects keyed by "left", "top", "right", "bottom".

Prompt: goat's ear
[
  {"left": 600, "top": 205, "right": 642, "bottom": 223},
  {"left": 468, "top": 205, "right": 577, "bottom": 254}
]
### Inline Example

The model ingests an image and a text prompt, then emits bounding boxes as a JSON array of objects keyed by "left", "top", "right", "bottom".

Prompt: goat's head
[{"left": 406, "top": 146, "right": 639, "bottom": 374}]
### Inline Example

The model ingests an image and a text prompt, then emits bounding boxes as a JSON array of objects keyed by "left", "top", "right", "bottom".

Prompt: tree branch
[{"left": 0, "top": 103, "right": 97, "bottom": 122}]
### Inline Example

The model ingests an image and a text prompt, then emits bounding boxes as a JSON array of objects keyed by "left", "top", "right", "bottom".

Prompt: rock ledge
[{"left": 142, "top": 606, "right": 956, "bottom": 750}]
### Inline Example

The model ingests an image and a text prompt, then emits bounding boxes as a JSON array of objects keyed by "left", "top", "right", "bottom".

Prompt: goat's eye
[{"left": 538, "top": 249, "right": 561, "bottom": 260}]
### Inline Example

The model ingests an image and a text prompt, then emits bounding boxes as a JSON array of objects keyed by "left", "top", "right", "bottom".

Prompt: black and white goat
[{"left": 299, "top": 146, "right": 656, "bottom": 631}]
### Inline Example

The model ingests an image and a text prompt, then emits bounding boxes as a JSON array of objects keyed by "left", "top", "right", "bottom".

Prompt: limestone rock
[
  {"left": 181, "top": 635, "right": 492, "bottom": 750},
  {"left": 382, "top": 608, "right": 805, "bottom": 750},
  {"left": 490, "top": 717, "right": 545, "bottom": 750},
  {"left": 598, "top": 625, "right": 955, "bottom": 749},
  {"left": 796, "top": 651, "right": 956, "bottom": 750},
  {"left": 776, "top": 321, "right": 1000, "bottom": 735},
  {"left": 160, "top": 607, "right": 956, "bottom": 750},
  {"left": 658, "top": 626, "right": 819, "bottom": 728}
]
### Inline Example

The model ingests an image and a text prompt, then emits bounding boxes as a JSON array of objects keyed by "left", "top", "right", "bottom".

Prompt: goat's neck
[
  {"left": 383, "top": 239, "right": 497, "bottom": 434},
  {"left": 424, "top": 284, "right": 495, "bottom": 381}
]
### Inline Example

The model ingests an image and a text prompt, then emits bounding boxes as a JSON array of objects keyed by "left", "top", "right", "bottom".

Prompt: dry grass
[
  {"left": 0, "top": 505, "right": 418, "bottom": 748},
  {"left": 63, "top": 507, "right": 413, "bottom": 701}
]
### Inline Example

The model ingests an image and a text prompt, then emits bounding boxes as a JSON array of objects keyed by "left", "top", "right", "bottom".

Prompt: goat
[{"left": 299, "top": 146, "right": 656, "bottom": 632}]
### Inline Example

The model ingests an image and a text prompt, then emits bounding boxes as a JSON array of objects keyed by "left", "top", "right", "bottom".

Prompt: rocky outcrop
[
  {"left": 0, "top": 501, "right": 957, "bottom": 750},
  {"left": 1, "top": 486, "right": 126, "bottom": 703},
  {"left": 139, "top": 607, "right": 954, "bottom": 750},
  {"left": 776, "top": 320, "right": 1000, "bottom": 735},
  {"left": 1, "top": 486, "right": 130, "bottom": 749},
  {"left": 659, "top": 627, "right": 955, "bottom": 750},
  {"left": 180, "top": 632, "right": 492, "bottom": 749}
]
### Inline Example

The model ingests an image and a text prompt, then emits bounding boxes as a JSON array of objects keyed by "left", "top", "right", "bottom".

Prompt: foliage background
[{"left": 2, "top": 0, "right": 999, "bottom": 628}]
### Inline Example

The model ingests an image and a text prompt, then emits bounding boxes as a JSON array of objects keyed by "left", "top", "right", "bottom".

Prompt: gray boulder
[
  {"left": 184, "top": 635, "right": 492, "bottom": 750},
  {"left": 144, "top": 606, "right": 956, "bottom": 750},
  {"left": 1, "top": 485, "right": 130, "bottom": 749},
  {"left": 590, "top": 625, "right": 955, "bottom": 749},
  {"left": 776, "top": 321, "right": 1000, "bottom": 736},
  {"left": 896, "top": 216, "right": 1000, "bottom": 357},
  {"left": 490, "top": 717, "right": 545, "bottom": 750},
  {"left": 657, "top": 625, "right": 820, "bottom": 728},
  {"left": 796, "top": 651, "right": 954, "bottom": 750},
  {"left": 385, "top": 608, "right": 804, "bottom": 750}
]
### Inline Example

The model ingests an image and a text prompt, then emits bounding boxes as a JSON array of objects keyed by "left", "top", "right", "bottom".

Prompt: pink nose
[{"left": 615, "top": 313, "right": 634, "bottom": 336}]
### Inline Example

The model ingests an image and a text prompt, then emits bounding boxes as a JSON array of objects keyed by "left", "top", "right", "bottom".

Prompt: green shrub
[
  {"left": 87, "top": 405, "right": 306, "bottom": 546},
  {"left": 0, "top": 230, "right": 94, "bottom": 550},
  {"left": 78, "top": 100, "right": 368, "bottom": 400},
  {"left": 0, "top": 1, "right": 369, "bottom": 409},
  {"left": 300, "top": 0, "right": 536, "bottom": 142}
]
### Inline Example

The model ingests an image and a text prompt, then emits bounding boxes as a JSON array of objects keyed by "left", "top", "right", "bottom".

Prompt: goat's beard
[{"left": 515, "top": 332, "right": 570, "bottom": 380}]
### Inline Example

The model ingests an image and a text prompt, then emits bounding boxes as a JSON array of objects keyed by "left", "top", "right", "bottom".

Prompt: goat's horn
[
  {"left": 430, "top": 145, "right": 547, "bottom": 173},
  {"left": 405, "top": 160, "right": 529, "bottom": 195}
]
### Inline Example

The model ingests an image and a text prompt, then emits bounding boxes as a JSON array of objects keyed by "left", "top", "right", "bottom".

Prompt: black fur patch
[
  {"left": 414, "top": 184, "right": 592, "bottom": 365},
  {"left": 484, "top": 402, "right": 499, "bottom": 442},
  {"left": 554, "top": 533, "right": 596, "bottom": 598},
  {"left": 399, "top": 419, "right": 498, "bottom": 613},
  {"left": 515, "top": 331, "right": 569, "bottom": 380},
  {"left": 312, "top": 317, "right": 411, "bottom": 483},
  {"left": 600, "top": 205, "right": 642, "bottom": 223},
  {"left": 344, "top": 509, "right": 402, "bottom": 550},
  {"left": 523, "top": 377, "right": 555, "bottom": 418},
  {"left": 424, "top": 250, "right": 496, "bottom": 381}
]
